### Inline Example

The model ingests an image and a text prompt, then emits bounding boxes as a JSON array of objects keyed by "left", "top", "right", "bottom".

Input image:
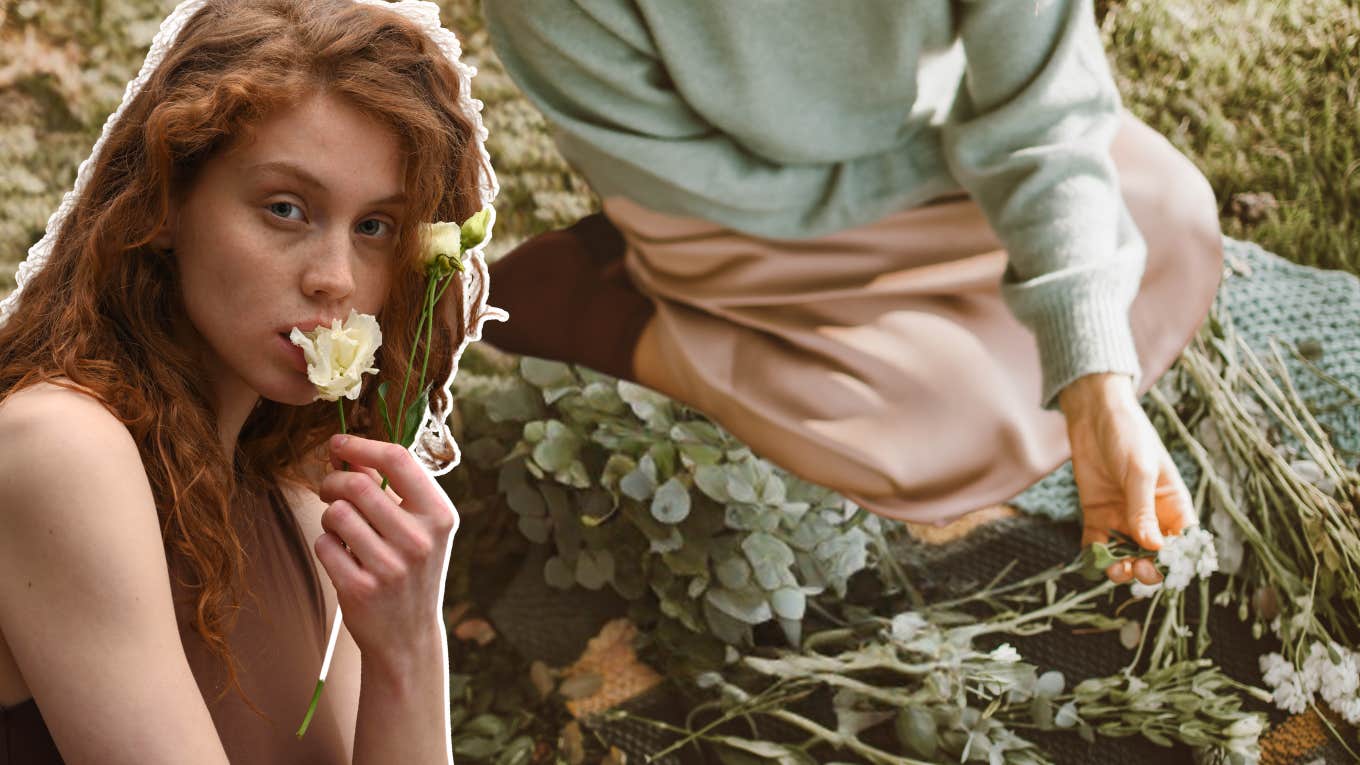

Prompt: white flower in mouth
[{"left": 289, "top": 309, "right": 382, "bottom": 402}]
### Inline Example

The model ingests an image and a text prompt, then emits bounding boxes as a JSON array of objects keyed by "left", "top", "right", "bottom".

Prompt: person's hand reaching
[{"left": 1058, "top": 372, "right": 1196, "bottom": 585}]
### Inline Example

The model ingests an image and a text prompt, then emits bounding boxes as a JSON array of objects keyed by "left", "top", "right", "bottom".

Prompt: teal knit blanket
[{"left": 1010, "top": 236, "right": 1360, "bottom": 523}]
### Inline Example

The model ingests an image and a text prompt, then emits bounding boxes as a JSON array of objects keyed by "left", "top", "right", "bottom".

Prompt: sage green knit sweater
[{"left": 484, "top": 0, "right": 1146, "bottom": 411}]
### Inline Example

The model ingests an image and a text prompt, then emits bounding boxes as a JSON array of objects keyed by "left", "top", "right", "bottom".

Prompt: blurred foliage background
[{"left": 1, "top": 0, "right": 1358, "bottom": 296}]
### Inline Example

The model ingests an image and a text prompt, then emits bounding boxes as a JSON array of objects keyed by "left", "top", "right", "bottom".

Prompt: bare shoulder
[{"left": 0, "top": 380, "right": 230, "bottom": 764}]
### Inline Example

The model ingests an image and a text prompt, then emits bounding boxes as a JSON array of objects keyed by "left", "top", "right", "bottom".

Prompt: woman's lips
[{"left": 279, "top": 333, "right": 307, "bottom": 373}]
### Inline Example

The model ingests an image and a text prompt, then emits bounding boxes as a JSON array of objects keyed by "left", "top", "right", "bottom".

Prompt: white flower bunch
[
  {"left": 1128, "top": 526, "right": 1219, "bottom": 598},
  {"left": 1259, "top": 642, "right": 1360, "bottom": 723}
]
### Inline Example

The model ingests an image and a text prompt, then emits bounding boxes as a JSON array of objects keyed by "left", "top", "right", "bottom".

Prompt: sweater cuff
[{"left": 1026, "top": 284, "right": 1143, "bottom": 412}]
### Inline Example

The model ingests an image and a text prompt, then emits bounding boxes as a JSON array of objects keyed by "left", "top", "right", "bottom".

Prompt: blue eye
[
  {"left": 357, "top": 219, "right": 391, "bottom": 237},
  {"left": 268, "top": 201, "right": 303, "bottom": 221}
]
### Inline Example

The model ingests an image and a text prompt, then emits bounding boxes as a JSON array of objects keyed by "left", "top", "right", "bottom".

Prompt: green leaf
[
  {"left": 705, "top": 586, "right": 772, "bottom": 624},
  {"left": 714, "top": 556, "right": 753, "bottom": 590},
  {"left": 505, "top": 484, "right": 546, "bottom": 517},
  {"left": 679, "top": 442, "right": 724, "bottom": 469},
  {"left": 651, "top": 476, "right": 692, "bottom": 524},
  {"left": 769, "top": 587, "right": 805, "bottom": 620},
  {"left": 743, "top": 532, "right": 796, "bottom": 590},
  {"left": 519, "top": 357, "right": 574, "bottom": 388},
  {"left": 575, "top": 549, "right": 614, "bottom": 590},
  {"left": 399, "top": 388, "right": 429, "bottom": 449},
  {"left": 620, "top": 455, "right": 658, "bottom": 501},
  {"left": 494, "top": 736, "right": 535, "bottom": 765},
  {"left": 544, "top": 556, "right": 575, "bottom": 590},
  {"left": 375, "top": 380, "right": 395, "bottom": 441},
  {"left": 600, "top": 453, "right": 636, "bottom": 494},
  {"left": 461, "top": 713, "right": 508, "bottom": 740},
  {"left": 695, "top": 464, "right": 732, "bottom": 502},
  {"left": 702, "top": 598, "right": 754, "bottom": 645},
  {"left": 896, "top": 708, "right": 939, "bottom": 758},
  {"left": 531, "top": 438, "right": 574, "bottom": 473},
  {"left": 517, "top": 515, "right": 551, "bottom": 544}
]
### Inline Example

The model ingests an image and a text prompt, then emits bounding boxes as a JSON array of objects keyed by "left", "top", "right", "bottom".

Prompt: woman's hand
[
  {"left": 314, "top": 433, "right": 458, "bottom": 675},
  {"left": 1059, "top": 373, "right": 1195, "bottom": 585}
]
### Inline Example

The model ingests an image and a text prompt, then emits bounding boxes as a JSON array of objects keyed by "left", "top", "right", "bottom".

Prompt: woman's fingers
[
  {"left": 1105, "top": 559, "right": 1133, "bottom": 583},
  {"left": 319, "top": 497, "right": 408, "bottom": 581},
  {"left": 319, "top": 470, "right": 431, "bottom": 560},
  {"left": 1131, "top": 556, "right": 1162, "bottom": 585},
  {"left": 1121, "top": 451, "right": 1164, "bottom": 551},
  {"left": 327, "top": 435, "right": 448, "bottom": 526},
  {"left": 1156, "top": 447, "right": 1196, "bottom": 537}
]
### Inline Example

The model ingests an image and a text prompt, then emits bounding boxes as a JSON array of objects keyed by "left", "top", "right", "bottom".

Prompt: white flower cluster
[
  {"left": 1259, "top": 642, "right": 1360, "bottom": 724},
  {"left": 890, "top": 611, "right": 928, "bottom": 642},
  {"left": 1128, "top": 526, "right": 1220, "bottom": 598}
]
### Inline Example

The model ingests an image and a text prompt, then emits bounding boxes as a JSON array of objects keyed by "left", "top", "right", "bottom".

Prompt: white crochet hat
[{"left": 0, "top": 0, "right": 508, "bottom": 476}]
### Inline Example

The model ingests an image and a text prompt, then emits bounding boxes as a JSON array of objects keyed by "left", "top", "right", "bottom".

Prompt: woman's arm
[
  {"left": 291, "top": 440, "right": 455, "bottom": 765},
  {"left": 942, "top": 0, "right": 1145, "bottom": 413},
  {"left": 0, "top": 384, "right": 231, "bottom": 765}
]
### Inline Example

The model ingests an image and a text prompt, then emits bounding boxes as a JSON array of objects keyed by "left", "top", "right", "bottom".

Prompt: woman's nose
[{"left": 301, "top": 227, "right": 357, "bottom": 301}]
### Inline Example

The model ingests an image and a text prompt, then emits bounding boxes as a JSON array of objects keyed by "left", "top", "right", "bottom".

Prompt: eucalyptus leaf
[
  {"left": 520, "top": 357, "right": 574, "bottom": 388},
  {"left": 600, "top": 453, "right": 636, "bottom": 493},
  {"left": 576, "top": 549, "right": 614, "bottom": 590},
  {"left": 743, "top": 533, "right": 796, "bottom": 591},
  {"left": 769, "top": 587, "right": 806, "bottom": 620},
  {"left": 532, "top": 434, "right": 577, "bottom": 473},
  {"left": 651, "top": 477, "right": 692, "bottom": 524},
  {"left": 544, "top": 555, "right": 576, "bottom": 590},
  {"left": 702, "top": 598, "right": 754, "bottom": 646},
  {"left": 516, "top": 515, "right": 551, "bottom": 544},
  {"left": 715, "top": 556, "right": 753, "bottom": 590},
  {"left": 620, "top": 455, "right": 659, "bottom": 501},
  {"left": 505, "top": 484, "right": 546, "bottom": 517},
  {"left": 705, "top": 586, "right": 773, "bottom": 624}
]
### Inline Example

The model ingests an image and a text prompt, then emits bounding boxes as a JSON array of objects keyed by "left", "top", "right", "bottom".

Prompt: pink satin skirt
[{"left": 602, "top": 111, "right": 1225, "bottom": 526}]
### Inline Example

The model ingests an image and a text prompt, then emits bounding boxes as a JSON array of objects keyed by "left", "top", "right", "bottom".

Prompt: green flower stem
[
  {"left": 395, "top": 277, "right": 437, "bottom": 444},
  {"left": 297, "top": 400, "right": 353, "bottom": 735},
  {"left": 924, "top": 557, "right": 1085, "bottom": 614},
  {"left": 1146, "top": 385, "right": 1295, "bottom": 586},
  {"left": 742, "top": 657, "right": 926, "bottom": 706},
  {"left": 383, "top": 276, "right": 441, "bottom": 493},
  {"left": 336, "top": 400, "right": 349, "bottom": 471},
  {"left": 410, "top": 275, "right": 445, "bottom": 430},
  {"left": 751, "top": 698, "right": 933, "bottom": 765},
  {"left": 295, "top": 678, "right": 324, "bottom": 738},
  {"left": 960, "top": 579, "right": 1116, "bottom": 641},
  {"left": 1121, "top": 588, "right": 1163, "bottom": 676}
]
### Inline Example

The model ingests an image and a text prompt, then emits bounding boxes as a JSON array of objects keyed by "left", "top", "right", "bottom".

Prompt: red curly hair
[{"left": 0, "top": 0, "right": 489, "bottom": 718}]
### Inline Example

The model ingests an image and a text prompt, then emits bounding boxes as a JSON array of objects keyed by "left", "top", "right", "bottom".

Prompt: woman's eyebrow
[{"left": 247, "top": 160, "right": 406, "bottom": 206}]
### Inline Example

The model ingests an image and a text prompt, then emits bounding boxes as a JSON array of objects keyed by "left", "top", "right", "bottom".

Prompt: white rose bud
[
  {"left": 420, "top": 221, "right": 464, "bottom": 278},
  {"left": 289, "top": 309, "right": 382, "bottom": 402}
]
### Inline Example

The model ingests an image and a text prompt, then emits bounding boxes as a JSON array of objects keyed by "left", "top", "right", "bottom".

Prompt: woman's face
[{"left": 164, "top": 90, "right": 405, "bottom": 407}]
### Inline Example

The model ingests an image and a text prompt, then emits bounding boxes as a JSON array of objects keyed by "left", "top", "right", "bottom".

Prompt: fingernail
[{"left": 332, "top": 434, "right": 349, "bottom": 449}]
